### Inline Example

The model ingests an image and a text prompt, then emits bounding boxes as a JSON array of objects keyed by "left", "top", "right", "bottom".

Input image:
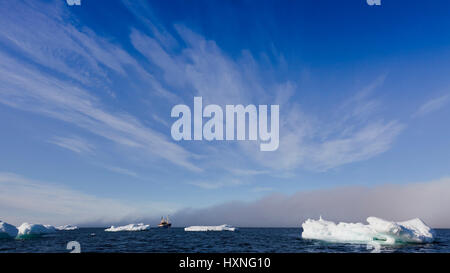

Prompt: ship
[{"left": 158, "top": 216, "right": 172, "bottom": 228}]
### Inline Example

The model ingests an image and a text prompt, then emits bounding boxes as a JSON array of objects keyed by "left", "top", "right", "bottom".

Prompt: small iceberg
[
  {"left": 301, "top": 216, "right": 435, "bottom": 245},
  {"left": 0, "top": 221, "right": 18, "bottom": 239},
  {"left": 16, "top": 223, "right": 56, "bottom": 238},
  {"left": 56, "top": 225, "right": 78, "bottom": 231},
  {"left": 105, "top": 223, "right": 150, "bottom": 232},
  {"left": 184, "top": 224, "right": 237, "bottom": 232}
]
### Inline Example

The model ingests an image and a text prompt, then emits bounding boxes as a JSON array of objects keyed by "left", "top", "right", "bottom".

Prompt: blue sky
[{"left": 0, "top": 0, "right": 450, "bottom": 226}]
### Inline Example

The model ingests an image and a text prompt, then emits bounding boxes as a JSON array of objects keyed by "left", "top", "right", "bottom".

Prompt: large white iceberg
[
  {"left": 184, "top": 224, "right": 237, "bottom": 232},
  {"left": 301, "top": 216, "right": 435, "bottom": 245},
  {"left": 16, "top": 223, "right": 56, "bottom": 238},
  {"left": 0, "top": 221, "right": 18, "bottom": 238},
  {"left": 56, "top": 225, "right": 78, "bottom": 231},
  {"left": 105, "top": 223, "right": 150, "bottom": 232}
]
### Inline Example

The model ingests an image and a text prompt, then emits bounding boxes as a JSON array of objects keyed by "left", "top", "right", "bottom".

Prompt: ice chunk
[
  {"left": 184, "top": 224, "right": 237, "bottom": 232},
  {"left": 367, "top": 217, "right": 434, "bottom": 243},
  {"left": 0, "top": 221, "right": 18, "bottom": 238},
  {"left": 16, "top": 223, "right": 56, "bottom": 238},
  {"left": 105, "top": 223, "right": 150, "bottom": 232},
  {"left": 301, "top": 217, "right": 375, "bottom": 243},
  {"left": 56, "top": 225, "right": 78, "bottom": 231},
  {"left": 301, "top": 216, "right": 435, "bottom": 245}
]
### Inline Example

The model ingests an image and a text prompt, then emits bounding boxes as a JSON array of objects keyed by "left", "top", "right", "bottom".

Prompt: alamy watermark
[
  {"left": 66, "top": 241, "right": 81, "bottom": 253},
  {"left": 66, "top": 0, "right": 81, "bottom": 6},
  {"left": 171, "top": 97, "right": 279, "bottom": 151},
  {"left": 367, "top": 0, "right": 381, "bottom": 6}
]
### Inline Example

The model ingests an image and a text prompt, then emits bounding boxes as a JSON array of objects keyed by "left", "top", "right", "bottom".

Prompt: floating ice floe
[
  {"left": 0, "top": 221, "right": 18, "bottom": 239},
  {"left": 184, "top": 224, "right": 237, "bottom": 232},
  {"left": 56, "top": 225, "right": 78, "bottom": 231},
  {"left": 105, "top": 223, "right": 150, "bottom": 232},
  {"left": 16, "top": 223, "right": 56, "bottom": 238},
  {"left": 301, "top": 216, "right": 435, "bottom": 245}
]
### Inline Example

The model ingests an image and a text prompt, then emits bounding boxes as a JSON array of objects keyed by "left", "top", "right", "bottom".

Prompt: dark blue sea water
[{"left": 1, "top": 228, "right": 450, "bottom": 253}]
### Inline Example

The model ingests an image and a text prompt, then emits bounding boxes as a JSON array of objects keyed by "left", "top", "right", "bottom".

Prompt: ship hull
[{"left": 158, "top": 223, "right": 172, "bottom": 228}]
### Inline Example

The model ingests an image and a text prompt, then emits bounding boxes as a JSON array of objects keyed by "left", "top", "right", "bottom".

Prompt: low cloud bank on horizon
[
  {"left": 167, "top": 177, "right": 450, "bottom": 228},
  {"left": 2, "top": 172, "right": 450, "bottom": 228}
]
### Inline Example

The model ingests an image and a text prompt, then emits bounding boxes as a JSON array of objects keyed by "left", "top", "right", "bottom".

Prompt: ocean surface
[{"left": 1, "top": 228, "right": 450, "bottom": 253}]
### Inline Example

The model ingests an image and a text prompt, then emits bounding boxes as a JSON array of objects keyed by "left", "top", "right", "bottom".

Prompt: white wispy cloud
[
  {"left": 151, "top": 114, "right": 171, "bottom": 127},
  {"left": 0, "top": 172, "right": 182, "bottom": 226},
  {"left": 188, "top": 178, "right": 244, "bottom": 190},
  {"left": 0, "top": 0, "right": 405, "bottom": 181},
  {"left": 0, "top": 172, "right": 138, "bottom": 226},
  {"left": 251, "top": 187, "right": 274, "bottom": 193},
  {"left": 49, "top": 136, "right": 94, "bottom": 154},
  {"left": 0, "top": 0, "right": 202, "bottom": 174},
  {"left": 0, "top": 0, "right": 180, "bottom": 105},
  {"left": 0, "top": 1, "right": 123, "bottom": 87},
  {"left": 309, "top": 121, "right": 404, "bottom": 170},
  {"left": 126, "top": 13, "right": 404, "bottom": 173},
  {"left": 414, "top": 94, "right": 450, "bottom": 117},
  {"left": 238, "top": 79, "right": 404, "bottom": 171},
  {"left": 0, "top": 51, "right": 200, "bottom": 172},
  {"left": 99, "top": 165, "right": 139, "bottom": 178},
  {"left": 228, "top": 168, "right": 270, "bottom": 176}
]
